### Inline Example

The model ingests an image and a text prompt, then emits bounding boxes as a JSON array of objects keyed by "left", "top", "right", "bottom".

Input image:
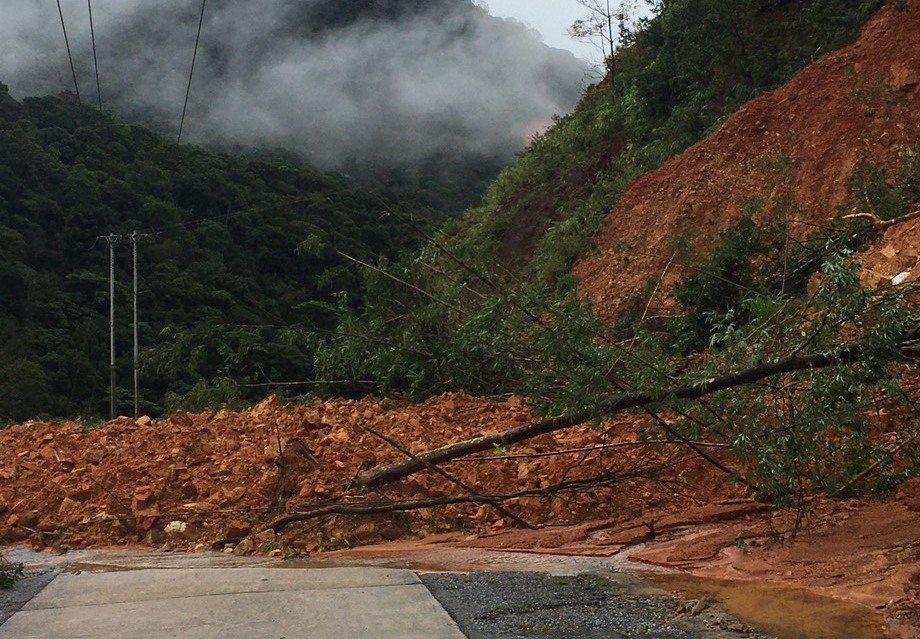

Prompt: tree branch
[{"left": 353, "top": 330, "right": 919, "bottom": 488}]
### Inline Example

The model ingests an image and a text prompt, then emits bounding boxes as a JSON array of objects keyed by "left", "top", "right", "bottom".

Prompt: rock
[
  {"left": 135, "top": 415, "right": 152, "bottom": 427},
  {"left": 690, "top": 599, "right": 709, "bottom": 616},
  {"left": 225, "top": 520, "right": 252, "bottom": 540},
  {"left": 58, "top": 497, "right": 79, "bottom": 516},
  {"left": 164, "top": 520, "right": 201, "bottom": 541},
  {"left": 67, "top": 486, "right": 94, "bottom": 502},
  {"left": 132, "top": 486, "right": 158, "bottom": 510},
  {"left": 84, "top": 449, "right": 105, "bottom": 465},
  {"left": 254, "top": 529, "right": 277, "bottom": 545},
  {"left": 379, "top": 524, "right": 405, "bottom": 541},
  {"left": 352, "top": 522, "right": 379, "bottom": 542},
  {"left": 181, "top": 502, "right": 211, "bottom": 513},
  {"left": 232, "top": 536, "right": 256, "bottom": 556},
  {"left": 144, "top": 527, "right": 166, "bottom": 546},
  {"left": 20, "top": 511, "right": 41, "bottom": 529},
  {"left": 180, "top": 481, "right": 199, "bottom": 499},
  {"left": 263, "top": 443, "right": 282, "bottom": 463}
]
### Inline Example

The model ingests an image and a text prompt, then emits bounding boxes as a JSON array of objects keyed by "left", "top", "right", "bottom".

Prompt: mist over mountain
[{"left": 2, "top": 0, "right": 586, "bottom": 170}]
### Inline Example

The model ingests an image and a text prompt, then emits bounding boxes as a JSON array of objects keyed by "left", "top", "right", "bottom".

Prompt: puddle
[{"left": 647, "top": 572, "right": 887, "bottom": 639}]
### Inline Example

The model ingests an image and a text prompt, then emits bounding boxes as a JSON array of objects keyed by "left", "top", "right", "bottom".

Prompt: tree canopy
[{"left": 0, "top": 86, "right": 430, "bottom": 421}]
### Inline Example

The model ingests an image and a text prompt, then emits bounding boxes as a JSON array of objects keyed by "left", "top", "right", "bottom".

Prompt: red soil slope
[{"left": 575, "top": 0, "right": 920, "bottom": 322}]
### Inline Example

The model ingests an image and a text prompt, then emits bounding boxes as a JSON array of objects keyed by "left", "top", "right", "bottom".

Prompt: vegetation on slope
[
  {"left": 0, "top": 86, "right": 433, "bottom": 421},
  {"left": 321, "top": 0, "right": 891, "bottom": 396}
]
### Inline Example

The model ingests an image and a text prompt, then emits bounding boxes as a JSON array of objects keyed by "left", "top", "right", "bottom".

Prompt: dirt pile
[
  {"left": 1, "top": 393, "right": 918, "bottom": 633},
  {"left": 0, "top": 394, "right": 735, "bottom": 554},
  {"left": 574, "top": 0, "right": 920, "bottom": 323}
]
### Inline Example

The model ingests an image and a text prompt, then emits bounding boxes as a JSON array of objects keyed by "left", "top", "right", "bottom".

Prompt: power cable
[
  {"left": 178, "top": 0, "right": 208, "bottom": 144},
  {"left": 56, "top": 0, "right": 81, "bottom": 102},
  {"left": 87, "top": 0, "right": 102, "bottom": 109}
]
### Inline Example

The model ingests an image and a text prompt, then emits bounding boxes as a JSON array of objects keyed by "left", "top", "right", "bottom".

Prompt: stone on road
[{"left": 1, "top": 567, "right": 466, "bottom": 639}]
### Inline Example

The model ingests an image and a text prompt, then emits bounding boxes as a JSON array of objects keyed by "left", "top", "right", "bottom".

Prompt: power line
[
  {"left": 56, "top": 0, "right": 81, "bottom": 102},
  {"left": 87, "top": 0, "right": 102, "bottom": 110},
  {"left": 178, "top": 0, "right": 208, "bottom": 144}
]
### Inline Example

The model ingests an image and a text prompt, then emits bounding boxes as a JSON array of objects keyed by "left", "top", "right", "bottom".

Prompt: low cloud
[{"left": 3, "top": 0, "right": 586, "bottom": 168}]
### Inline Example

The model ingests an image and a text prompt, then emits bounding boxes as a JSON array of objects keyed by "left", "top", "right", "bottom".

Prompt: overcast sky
[
  {"left": 1, "top": 0, "right": 588, "bottom": 168},
  {"left": 480, "top": 0, "right": 605, "bottom": 64}
]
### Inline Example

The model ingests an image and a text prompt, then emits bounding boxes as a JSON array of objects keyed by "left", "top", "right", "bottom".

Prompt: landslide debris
[
  {"left": 574, "top": 0, "right": 920, "bottom": 323},
  {"left": 0, "top": 394, "right": 735, "bottom": 554},
  {"left": 1, "top": 393, "right": 917, "bottom": 634}
]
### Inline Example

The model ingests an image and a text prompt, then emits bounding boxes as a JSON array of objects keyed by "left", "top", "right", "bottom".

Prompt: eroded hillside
[{"left": 575, "top": 1, "right": 920, "bottom": 322}]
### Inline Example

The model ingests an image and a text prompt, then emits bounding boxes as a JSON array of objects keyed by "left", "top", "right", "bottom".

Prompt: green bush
[{"left": 0, "top": 552, "right": 24, "bottom": 589}]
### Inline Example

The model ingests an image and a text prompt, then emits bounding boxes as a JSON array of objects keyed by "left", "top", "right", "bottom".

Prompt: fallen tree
[{"left": 351, "top": 329, "right": 919, "bottom": 489}]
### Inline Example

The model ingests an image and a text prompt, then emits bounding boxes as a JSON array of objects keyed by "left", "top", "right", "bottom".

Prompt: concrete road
[{"left": 0, "top": 566, "right": 467, "bottom": 638}]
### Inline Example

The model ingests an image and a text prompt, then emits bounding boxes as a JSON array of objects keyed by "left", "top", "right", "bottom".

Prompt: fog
[{"left": 2, "top": 0, "right": 586, "bottom": 168}]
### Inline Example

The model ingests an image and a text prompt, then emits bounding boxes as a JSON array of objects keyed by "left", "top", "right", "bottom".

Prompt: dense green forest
[{"left": 0, "top": 85, "right": 435, "bottom": 421}]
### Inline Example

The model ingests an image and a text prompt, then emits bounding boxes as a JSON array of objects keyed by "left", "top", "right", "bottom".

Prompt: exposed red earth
[
  {"left": 1, "top": 392, "right": 917, "bottom": 635},
  {"left": 574, "top": 1, "right": 920, "bottom": 322}
]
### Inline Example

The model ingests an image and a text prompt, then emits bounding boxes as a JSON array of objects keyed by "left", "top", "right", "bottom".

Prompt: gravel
[{"left": 422, "top": 571, "right": 774, "bottom": 639}]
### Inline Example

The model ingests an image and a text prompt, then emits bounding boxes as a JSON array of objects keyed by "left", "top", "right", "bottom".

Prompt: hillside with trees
[
  {"left": 0, "top": 87, "right": 432, "bottom": 421},
  {"left": 319, "top": 0, "right": 900, "bottom": 397},
  {"left": 4, "top": 0, "right": 586, "bottom": 217}
]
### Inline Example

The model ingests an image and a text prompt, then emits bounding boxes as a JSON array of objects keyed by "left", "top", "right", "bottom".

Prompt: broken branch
[{"left": 354, "top": 331, "right": 919, "bottom": 488}]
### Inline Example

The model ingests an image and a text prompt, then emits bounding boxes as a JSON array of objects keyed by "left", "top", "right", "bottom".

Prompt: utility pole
[
  {"left": 104, "top": 234, "right": 119, "bottom": 419},
  {"left": 131, "top": 230, "right": 143, "bottom": 418}
]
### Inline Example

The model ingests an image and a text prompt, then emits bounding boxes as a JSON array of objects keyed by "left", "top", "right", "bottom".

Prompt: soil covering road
[{"left": 0, "top": 394, "right": 917, "bottom": 636}]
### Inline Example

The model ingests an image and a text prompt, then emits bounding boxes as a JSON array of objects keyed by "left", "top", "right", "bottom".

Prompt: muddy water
[{"left": 647, "top": 573, "right": 887, "bottom": 639}]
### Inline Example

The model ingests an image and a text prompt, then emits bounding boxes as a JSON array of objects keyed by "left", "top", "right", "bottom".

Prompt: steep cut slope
[{"left": 574, "top": 0, "right": 920, "bottom": 323}]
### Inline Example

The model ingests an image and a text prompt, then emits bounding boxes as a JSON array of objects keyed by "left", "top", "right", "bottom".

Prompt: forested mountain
[
  {"left": 3, "top": 0, "right": 586, "bottom": 215},
  {"left": 1, "top": 0, "right": 908, "bottom": 424},
  {"left": 0, "top": 87, "right": 428, "bottom": 421}
]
